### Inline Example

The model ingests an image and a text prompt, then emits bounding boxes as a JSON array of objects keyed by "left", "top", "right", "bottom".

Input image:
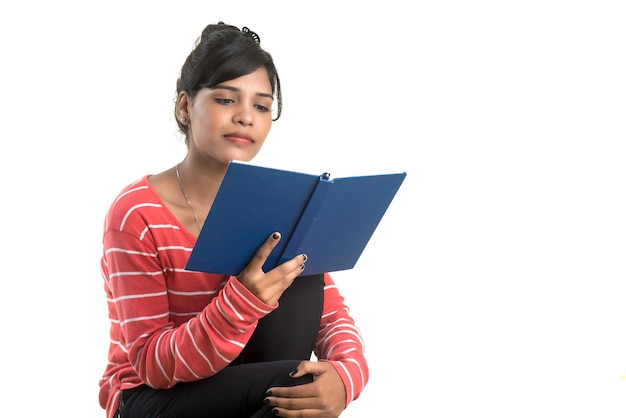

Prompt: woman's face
[{"left": 182, "top": 67, "right": 274, "bottom": 165}]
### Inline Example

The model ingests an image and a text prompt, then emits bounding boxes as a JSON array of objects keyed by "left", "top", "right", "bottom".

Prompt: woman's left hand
[{"left": 265, "top": 360, "right": 346, "bottom": 417}]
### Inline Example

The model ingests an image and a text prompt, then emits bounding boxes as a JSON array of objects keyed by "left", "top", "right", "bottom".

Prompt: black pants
[{"left": 118, "top": 274, "right": 324, "bottom": 418}]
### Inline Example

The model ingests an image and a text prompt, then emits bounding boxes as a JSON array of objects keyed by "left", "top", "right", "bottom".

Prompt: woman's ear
[{"left": 176, "top": 91, "right": 190, "bottom": 123}]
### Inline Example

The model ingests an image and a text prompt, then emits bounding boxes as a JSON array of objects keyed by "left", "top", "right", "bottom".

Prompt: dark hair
[{"left": 175, "top": 22, "right": 282, "bottom": 138}]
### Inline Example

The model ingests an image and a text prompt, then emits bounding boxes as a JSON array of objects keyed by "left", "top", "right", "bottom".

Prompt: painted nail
[
  {"left": 299, "top": 264, "right": 305, "bottom": 270},
  {"left": 301, "top": 254, "right": 307, "bottom": 262},
  {"left": 272, "top": 408, "right": 279, "bottom": 416},
  {"left": 265, "top": 389, "right": 272, "bottom": 396},
  {"left": 272, "top": 233, "right": 279, "bottom": 239},
  {"left": 263, "top": 397, "right": 270, "bottom": 404},
  {"left": 289, "top": 369, "right": 297, "bottom": 376}
]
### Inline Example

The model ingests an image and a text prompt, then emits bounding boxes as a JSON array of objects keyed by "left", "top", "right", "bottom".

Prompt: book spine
[{"left": 277, "top": 175, "right": 333, "bottom": 263}]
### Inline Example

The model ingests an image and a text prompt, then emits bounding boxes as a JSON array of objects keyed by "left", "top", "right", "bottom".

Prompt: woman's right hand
[{"left": 236, "top": 232, "right": 307, "bottom": 306}]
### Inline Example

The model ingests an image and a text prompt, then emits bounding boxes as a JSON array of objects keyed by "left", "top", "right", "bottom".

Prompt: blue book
[{"left": 185, "top": 162, "right": 406, "bottom": 276}]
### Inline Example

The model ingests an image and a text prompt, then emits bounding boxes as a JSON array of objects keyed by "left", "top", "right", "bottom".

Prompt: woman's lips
[{"left": 224, "top": 133, "right": 254, "bottom": 145}]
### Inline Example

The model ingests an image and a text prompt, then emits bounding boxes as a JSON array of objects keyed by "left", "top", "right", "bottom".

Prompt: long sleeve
[
  {"left": 315, "top": 273, "right": 369, "bottom": 406},
  {"left": 104, "top": 229, "right": 274, "bottom": 388}
]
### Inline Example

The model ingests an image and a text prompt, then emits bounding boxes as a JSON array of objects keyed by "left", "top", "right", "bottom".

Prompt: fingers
[
  {"left": 273, "top": 253, "right": 307, "bottom": 289},
  {"left": 290, "top": 253, "right": 307, "bottom": 275},
  {"left": 245, "top": 232, "right": 308, "bottom": 275},
  {"left": 237, "top": 233, "right": 308, "bottom": 306},
  {"left": 245, "top": 232, "right": 282, "bottom": 271},
  {"left": 265, "top": 362, "right": 345, "bottom": 417}
]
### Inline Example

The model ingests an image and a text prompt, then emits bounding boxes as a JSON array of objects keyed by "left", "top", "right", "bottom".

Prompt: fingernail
[
  {"left": 265, "top": 389, "right": 272, "bottom": 396},
  {"left": 301, "top": 254, "right": 307, "bottom": 262},
  {"left": 299, "top": 264, "right": 305, "bottom": 270},
  {"left": 272, "top": 233, "right": 279, "bottom": 239},
  {"left": 272, "top": 408, "right": 279, "bottom": 416},
  {"left": 263, "top": 397, "right": 270, "bottom": 404},
  {"left": 289, "top": 369, "right": 297, "bottom": 376}
]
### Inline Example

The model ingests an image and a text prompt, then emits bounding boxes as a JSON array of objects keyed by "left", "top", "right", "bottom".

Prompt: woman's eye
[
  {"left": 215, "top": 98, "right": 234, "bottom": 105},
  {"left": 255, "top": 104, "right": 270, "bottom": 113}
]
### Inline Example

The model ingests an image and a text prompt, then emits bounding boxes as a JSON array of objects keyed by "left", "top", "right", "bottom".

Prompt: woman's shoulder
[
  {"left": 103, "top": 175, "right": 168, "bottom": 233},
  {"left": 109, "top": 175, "right": 157, "bottom": 208}
]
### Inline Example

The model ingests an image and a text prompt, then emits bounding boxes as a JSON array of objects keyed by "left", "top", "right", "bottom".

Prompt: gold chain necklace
[{"left": 175, "top": 164, "right": 200, "bottom": 226}]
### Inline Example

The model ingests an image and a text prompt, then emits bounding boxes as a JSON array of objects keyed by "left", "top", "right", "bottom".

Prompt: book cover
[{"left": 184, "top": 162, "right": 406, "bottom": 276}]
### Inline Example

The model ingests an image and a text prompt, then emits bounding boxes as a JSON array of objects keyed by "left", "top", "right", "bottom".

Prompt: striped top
[{"left": 98, "top": 176, "right": 369, "bottom": 418}]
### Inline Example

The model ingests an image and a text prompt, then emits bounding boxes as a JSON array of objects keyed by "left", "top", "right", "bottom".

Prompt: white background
[{"left": 1, "top": 1, "right": 625, "bottom": 417}]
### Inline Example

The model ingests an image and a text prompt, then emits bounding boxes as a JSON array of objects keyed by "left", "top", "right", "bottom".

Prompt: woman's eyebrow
[{"left": 213, "top": 85, "right": 274, "bottom": 100}]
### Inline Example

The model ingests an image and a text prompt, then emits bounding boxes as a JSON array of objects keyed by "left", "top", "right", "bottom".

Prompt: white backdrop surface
[{"left": 0, "top": 1, "right": 624, "bottom": 417}]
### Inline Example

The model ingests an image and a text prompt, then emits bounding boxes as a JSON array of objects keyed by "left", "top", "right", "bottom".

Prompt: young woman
[{"left": 98, "top": 22, "right": 368, "bottom": 418}]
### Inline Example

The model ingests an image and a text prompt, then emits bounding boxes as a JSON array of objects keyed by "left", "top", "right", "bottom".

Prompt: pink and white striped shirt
[{"left": 98, "top": 176, "right": 369, "bottom": 418}]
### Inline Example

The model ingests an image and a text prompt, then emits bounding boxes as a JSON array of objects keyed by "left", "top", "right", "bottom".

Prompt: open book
[{"left": 185, "top": 162, "right": 406, "bottom": 276}]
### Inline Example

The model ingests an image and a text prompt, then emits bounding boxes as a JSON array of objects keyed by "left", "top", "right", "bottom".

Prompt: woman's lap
[
  {"left": 120, "top": 360, "right": 312, "bottom": 418},
  {"left": 119, "top": 274, "right": 324, "bottom": 418}
]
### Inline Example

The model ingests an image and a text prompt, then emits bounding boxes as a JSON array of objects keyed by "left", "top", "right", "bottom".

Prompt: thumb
[{"left": 289, "top": 360, "right": 313, "bottom": 378}]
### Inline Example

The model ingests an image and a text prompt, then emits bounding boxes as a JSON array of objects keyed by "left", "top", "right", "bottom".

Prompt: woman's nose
[{"left": 233, "top": 104, "right": 253, "bottom": 126}]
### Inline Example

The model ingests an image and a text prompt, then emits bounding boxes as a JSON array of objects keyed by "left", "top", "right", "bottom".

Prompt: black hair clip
[{"left": 241, "top": 26, "right": 260, "bottom": 44}]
